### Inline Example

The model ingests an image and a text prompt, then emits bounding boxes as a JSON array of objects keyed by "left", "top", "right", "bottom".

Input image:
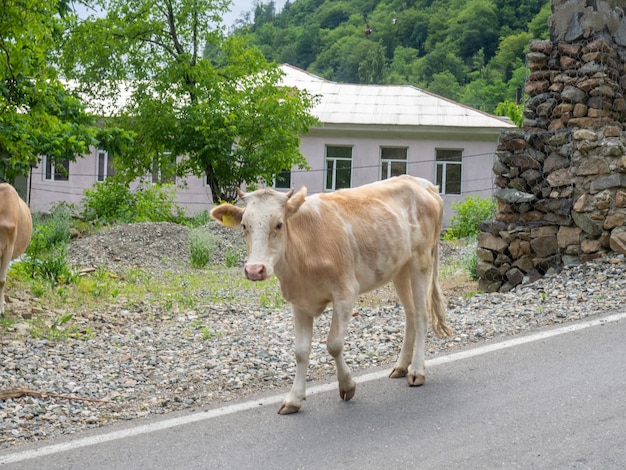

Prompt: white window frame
[
  {"left": 152, "top": 152, "right": 176, "bottom": 184},
  {"left": 273, "top": 169, "right": 292, "bottom": 190},
  {"left": 43, "top": 156, "right": 70, "bottom": 181},
  {"left": 380, "top": 147, "right": 407, "bottom": 180},
  {"left": 436, "top": 148, "right": 463, "bottom": 195},
  {"left": 96, "top": 149, "right": 114, "bottom": 182},
  {"left": 325, "top": 145, "right": 352, "bottom": 191}
]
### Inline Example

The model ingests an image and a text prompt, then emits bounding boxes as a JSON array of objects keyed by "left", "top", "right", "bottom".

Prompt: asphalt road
[{"left": 2, "top": 311, "right": 625, "bottom": 469}]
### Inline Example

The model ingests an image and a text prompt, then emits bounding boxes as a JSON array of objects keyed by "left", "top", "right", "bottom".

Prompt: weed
[
  {"left": 464, "top": 249, "right": 479, "bottom": 281},
  {"left": 224, "top": 249, "right": 243, "bottom": 267},
  {"left": 189, "top": 228, "right": 217, "bottom": 268},
  {"left": 184, "top": 210, "right": 212, "bottom": 228},
  {"left": 463, "top": 290, "right": 483, "bottom": 299},
  {"left": 29, "top": 313, "right": 96, "bottom": 342},
  {"left": 258, "top": 285, "right": 284, "bottom": 309}
]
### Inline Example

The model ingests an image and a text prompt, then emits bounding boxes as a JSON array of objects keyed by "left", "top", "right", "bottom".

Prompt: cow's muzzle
[{"left": 244, "top": 264, "right": 267, "bottom": 281}]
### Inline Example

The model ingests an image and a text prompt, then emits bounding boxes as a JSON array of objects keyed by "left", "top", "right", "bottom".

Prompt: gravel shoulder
[{"left": 1, "top": 222, "right": 625, "bottom": 449}]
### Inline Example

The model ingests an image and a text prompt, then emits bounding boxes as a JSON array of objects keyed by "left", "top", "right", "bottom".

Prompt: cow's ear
[
  {"left": 285, "top": 187, "right": 307, "bottom": 220},
  {"left": 211, "top": 204, "right": 244, "bottom": 227}
]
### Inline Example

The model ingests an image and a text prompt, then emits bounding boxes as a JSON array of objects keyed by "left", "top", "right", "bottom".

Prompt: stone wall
[{"left": 476, "top": 0, "right": 626, "bottom": 293}]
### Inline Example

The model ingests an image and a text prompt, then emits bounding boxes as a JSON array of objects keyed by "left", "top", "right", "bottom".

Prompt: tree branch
[
  {"left": 0, "top": 387, "right": 110, "bottom": 403},
  {"left": 164, "top": 0, "right": 185, "bottom": 56}
]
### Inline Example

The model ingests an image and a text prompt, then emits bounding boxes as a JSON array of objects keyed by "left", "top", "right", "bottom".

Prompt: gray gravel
[{"left": 1, "top": 222, "right": 625, "bottom": 449}]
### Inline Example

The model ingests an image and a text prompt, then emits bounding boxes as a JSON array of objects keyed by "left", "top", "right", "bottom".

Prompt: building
[{"left": 27, "top": 64, "right": 516, "bottom": 226}]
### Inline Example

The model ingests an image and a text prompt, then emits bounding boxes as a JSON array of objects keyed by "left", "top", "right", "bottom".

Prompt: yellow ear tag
[{"left": 222, "top": 212, "right": 237, "bottom": 227}]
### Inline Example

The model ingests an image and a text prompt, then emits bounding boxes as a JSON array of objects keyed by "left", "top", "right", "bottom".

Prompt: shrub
[
  {"left": 22, "top": 207, "right": 77, "bottom": 284},
  {"left": 82, "top": 180, "right": 136, "bottom": 224},
  {"left": 82, "top": 180, "right": 185, "bottom": 225},
  {"left": 443, "top": 195, "right": 496, "bottom": 240},
  {"left": 189, "top": 227, "right": 217, "bottom": 268},
  {"left": 134, "top": 183, "right": 186, "bottom": 223}
]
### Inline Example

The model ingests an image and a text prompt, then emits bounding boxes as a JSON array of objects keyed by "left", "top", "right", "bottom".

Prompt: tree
[
  {"left": 448, "top": 0, "right": 500, "bottom": 64},
  {"left": 0, "top": 0, "right": 96, "bottom": 183},
  {"left": 489, "top": 32, "right": 532, "bottom": 81},
  {"left": 61, "top": 0, "right": 318, "bottom": 203},
  {"left": 427, "top": 71, "right": 462, "bottom": 102}
]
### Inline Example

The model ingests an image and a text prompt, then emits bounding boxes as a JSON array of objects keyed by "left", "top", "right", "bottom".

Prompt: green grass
[{"left": 3, "top": 259, "right": 282, "bottom": 342}]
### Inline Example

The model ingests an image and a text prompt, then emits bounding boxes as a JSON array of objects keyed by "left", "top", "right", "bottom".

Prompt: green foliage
[
  {"left": 0, "top": 0, "right": 97, "bottom": 182},
  {"left": 30, "top": 313, "right": 95, "bottom": 342},
  {"left": 62, "top": 0, "right": 318, "bottom": 203},
  {"left": 237, "top": 0, "right": 550, "bottom": 114},
  {"left": 495, "top": 100, "right": 525, "bottom": 126},
  {"left": 82, "top": 180, "right": 135, "bottom": 224},
  {"left": 224, "top": 249, "right": 243, "bottom": 268},
  {"left": 82, "top": 180, "right": 185, "bottom": 225},
  {"left": 189, "top": 228, "right": 218, "bottom": 268},
  {"left": 134, "top": 184, "right": 186, "bottom": 223},
  {"left": 184, "top": 210, "right": 213, "bottom": 228},
  {"left": 19, "top": 206, "right": 77, "bottom": 285},
  {"left": 464, "top": 249, "right": 479, "bottom": 281},
  {"left": 443, "top": 196, "right": 497, "bottom": 240}
]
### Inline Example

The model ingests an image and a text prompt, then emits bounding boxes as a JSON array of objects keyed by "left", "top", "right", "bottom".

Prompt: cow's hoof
[
  {"left": 339, "top": 383, "right": 356, "bottom": 401},
  {"left": 278, "top": 402, "right": 301, "bottom": 415},
  {"left": 408, "top": 373, "right": 425, "bottom": 387},
  {"left": 389, "top": 367, "right": 408, "bottom": 378}
]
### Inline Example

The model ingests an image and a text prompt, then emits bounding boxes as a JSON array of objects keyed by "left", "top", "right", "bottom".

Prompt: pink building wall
[{"left": 27, "top": 130, "right": 499, "bottom": 227}]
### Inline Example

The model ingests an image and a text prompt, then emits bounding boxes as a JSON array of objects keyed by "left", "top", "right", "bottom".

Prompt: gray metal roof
[{"left": 279, "top": 64, "right": 516, "bottom": 129}]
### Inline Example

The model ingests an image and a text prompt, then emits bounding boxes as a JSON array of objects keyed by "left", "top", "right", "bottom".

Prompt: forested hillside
[{"left": 233, "top": 0, "right": 551, "bottom": 116}]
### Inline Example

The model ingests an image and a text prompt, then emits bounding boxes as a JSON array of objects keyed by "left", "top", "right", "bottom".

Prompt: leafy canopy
[
  {"left": 236, "top": 0, "right": 550, "bottom": 115},
  {"left": 0, "top": 0, "right": 96, "bottom": 182},
  {"left": 61, "top": 0, "right": 319, "bottom": 202}
]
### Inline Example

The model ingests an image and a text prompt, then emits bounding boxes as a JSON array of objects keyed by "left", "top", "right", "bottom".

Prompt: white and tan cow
[
  {"left": 0, "top": 183, "right": 33, "bottom": 315},
  {"left": 211, "top": 175, "right": 452, "bottom": 414}
]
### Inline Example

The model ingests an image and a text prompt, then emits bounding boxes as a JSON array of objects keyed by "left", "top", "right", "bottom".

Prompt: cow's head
[{"left": 210, "top": 187, "right": 307, "bottom": 281}]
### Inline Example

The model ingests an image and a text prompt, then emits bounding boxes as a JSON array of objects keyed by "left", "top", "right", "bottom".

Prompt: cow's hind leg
[
  {"left": 328, "top": 297, "right": 357, "bottom": 401},
  {"left": 279, "top": 307, "right": 314, "bottom": 415},
  {"left": 389, "top": 264, "right": 418, "bottom": 381},
  {"left": 407, "top": 264, "right": 431, "bottom": 386},
  {"left": 0, "top": 247, "right": 12, "bottom": 315}
]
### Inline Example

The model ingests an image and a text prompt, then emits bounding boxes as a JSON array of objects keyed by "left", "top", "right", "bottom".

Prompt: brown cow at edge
[
  {"left": 0, "top": 183, "right": 33, "bottom": 315},
  {"left": 211, "top": 175, "right": 452, "bottom": 414}
]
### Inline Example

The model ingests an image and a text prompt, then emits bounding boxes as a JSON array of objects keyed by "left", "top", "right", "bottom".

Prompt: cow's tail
[{"left": 429, "top": 241, "right": 452, "bottom": 338}]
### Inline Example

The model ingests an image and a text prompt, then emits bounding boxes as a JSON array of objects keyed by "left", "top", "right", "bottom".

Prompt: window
[
  {"left": 152, "top": 152, "right": 176, "bottom": 184},
  {"left": 273, "top": 169, "right": 291, "bottom": 189},
  {"left": 325, "top": 145, "right": 352, "bottom": 191},
  {"left": 380, "top": 147, "right": 407, "bottom": 180},
  {"left": 97, "top": 150, "right": 115, "bottom": 182},
  {"left": 436, "top": 149, "right": 462, "bottom": 195},
  {"left": 44, "top": 157, "right": 70, "bottom": 181}
]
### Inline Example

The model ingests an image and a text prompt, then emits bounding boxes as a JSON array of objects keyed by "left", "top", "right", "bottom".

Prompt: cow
[
  {"left": 211, "top": 175, "right": 452, "bottom": 414},
  {"left": 0, "top": 183, "right": 33, "bottom": 315}
]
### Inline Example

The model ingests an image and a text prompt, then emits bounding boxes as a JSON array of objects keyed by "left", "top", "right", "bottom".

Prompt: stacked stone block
[{"left": 477, "top": 3, "right": 626, "bottom": 293}]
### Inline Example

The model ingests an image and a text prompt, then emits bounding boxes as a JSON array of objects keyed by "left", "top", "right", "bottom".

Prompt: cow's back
[{"left": 280, "top": 176, "right": 442, "bottom": 298}]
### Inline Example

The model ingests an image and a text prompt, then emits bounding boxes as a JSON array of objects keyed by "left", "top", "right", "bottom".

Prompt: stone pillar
[{"left": 477, "top": 0, "right": 626, "bottom": 293}]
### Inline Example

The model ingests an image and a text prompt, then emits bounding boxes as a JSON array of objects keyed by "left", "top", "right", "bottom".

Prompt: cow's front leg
[
  {"left": 328, "top": 298, "right": 357, "bottom": 401},
  {"left": 279, "top": 307, "right": 313, "bottom": 415}
]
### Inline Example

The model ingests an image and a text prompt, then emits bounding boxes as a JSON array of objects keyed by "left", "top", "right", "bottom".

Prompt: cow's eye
[
  {"left": 241, "top": 224, "right": 247, "bottom": 231},
  {"left": 276, "top": 222, "right": 283, "bottom": 230}
]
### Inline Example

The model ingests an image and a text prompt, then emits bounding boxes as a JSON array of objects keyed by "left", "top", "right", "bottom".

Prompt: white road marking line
[{"left": 1, "top": 311, "right": 625, "bottom": 465}]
